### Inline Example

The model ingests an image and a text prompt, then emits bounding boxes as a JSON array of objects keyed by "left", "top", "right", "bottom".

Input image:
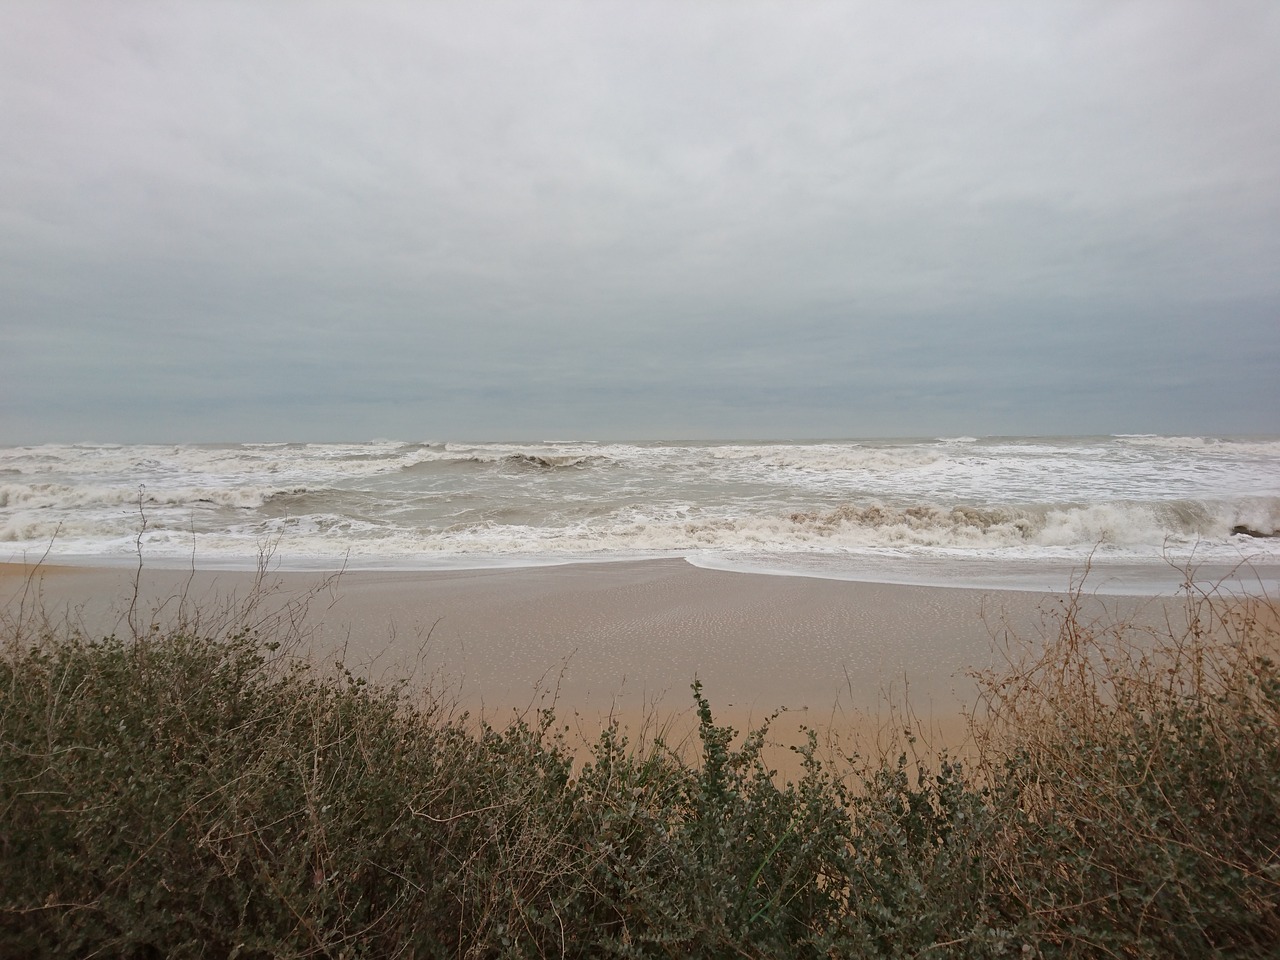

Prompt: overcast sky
[{"left": 2, "top": 1, "right": 1278, "bottom": 443}]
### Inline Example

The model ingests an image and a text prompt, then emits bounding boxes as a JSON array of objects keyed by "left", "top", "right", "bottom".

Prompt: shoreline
[
  {"left": 8, "top": 548, "right": 1276, "bottom": 599},
  {"left": 2, "top": 558, "right": 1180, "bottom": 727}
]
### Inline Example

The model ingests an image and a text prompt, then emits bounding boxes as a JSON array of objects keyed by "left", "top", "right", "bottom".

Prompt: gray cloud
[{"left": 2, "top": 1, "right": 1278, "bottom": 442}]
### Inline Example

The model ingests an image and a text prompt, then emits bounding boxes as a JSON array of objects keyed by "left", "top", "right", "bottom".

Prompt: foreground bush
[
  {"left": 2, "top": 574, "right": 1277, "bottom": 958},
  {"left": 973, "top": 581, "right": 1280, "bottom": 957}
]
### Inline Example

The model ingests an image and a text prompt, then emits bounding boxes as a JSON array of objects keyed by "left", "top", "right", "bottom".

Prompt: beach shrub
[
  {"left": 974, "top": 580, "right": 1280, "bottom": 957},
  {"left": 840, "top": 751, "right": 1013, "bottom": 958}
]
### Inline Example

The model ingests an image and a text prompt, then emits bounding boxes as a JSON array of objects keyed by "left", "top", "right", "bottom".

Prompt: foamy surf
[{"left": 3, "top": 436, "right": 1277, "bottom": 593}]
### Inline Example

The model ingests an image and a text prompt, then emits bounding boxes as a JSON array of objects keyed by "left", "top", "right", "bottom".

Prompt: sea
[{"left": 3, "top": 435, "right": 1278, "bottom": 595}]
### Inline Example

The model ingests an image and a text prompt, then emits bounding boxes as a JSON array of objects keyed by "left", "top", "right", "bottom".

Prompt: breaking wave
[
  {"left": 405, "top": 497, "right": 1280, "bottom": 558},
  {"left": 401, "top": 452, "right": 612, "bottom": 472},
  {"left": 502, "top": 453, "right": 606, "bottom": 469},
  {"left": 0, "top": 482, "right": 315, "bottom": 513},
  {"left": 778, "top": 499, "right": 1273, "bottom": 548}
]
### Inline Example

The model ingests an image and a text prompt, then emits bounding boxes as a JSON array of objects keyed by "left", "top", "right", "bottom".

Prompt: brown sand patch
[
  {"left": 4, "top": 558, "right": 1182, "bottom": 769},
  {"left": 0, "top": 561, "right": 83, "bottom": 579}
]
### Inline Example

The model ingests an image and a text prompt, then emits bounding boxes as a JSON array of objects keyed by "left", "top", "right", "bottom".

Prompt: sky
[{"left": 2, "top": 1, "right": 1278, "bottom": 444}]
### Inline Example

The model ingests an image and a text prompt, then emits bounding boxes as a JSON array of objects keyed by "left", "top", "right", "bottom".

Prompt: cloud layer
[{"left": 3, "top": 2, "right": 1278, "bottom": 441}]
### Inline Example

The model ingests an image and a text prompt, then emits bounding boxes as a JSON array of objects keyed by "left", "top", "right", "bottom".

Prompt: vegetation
[{"left": 2, "top": 570, "right": 1277, "bottom": 958}]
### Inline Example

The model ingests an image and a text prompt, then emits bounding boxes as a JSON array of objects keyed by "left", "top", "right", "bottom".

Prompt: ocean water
[{"left": 3, "top": 436, "right": 1278, "bottom": 594}]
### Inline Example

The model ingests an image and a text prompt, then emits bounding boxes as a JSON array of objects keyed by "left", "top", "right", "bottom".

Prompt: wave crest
[
  {"left": 402, "top": 452, "right": 611, "bottom": 472},
  {"left": 0, "top": 482, "right": 312, "bottom": 512},
  {"left": 789, "top": 503, "right": 1036, "bottom": 539}
]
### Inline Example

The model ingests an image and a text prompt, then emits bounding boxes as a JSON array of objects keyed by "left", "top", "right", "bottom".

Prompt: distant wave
[
  {"left": 703, "top": 443, "right": 943, "bottom": 473},
  {"left": 401, "top": 452, "right": 612, "bottom": 473},
  {"left": 502, "top": 453, "right": 607, "bottom": 469},
  {"left": 0, "top": 482, "right": 315, "bottom": 514},
  {"left": 1113, "top": 435, "right": 1280, "bottom": 455}
]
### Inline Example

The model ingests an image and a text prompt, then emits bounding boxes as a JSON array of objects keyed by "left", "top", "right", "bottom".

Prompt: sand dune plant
[{"left": 972, "top": 574, "right": 1280, "bottom": 957}]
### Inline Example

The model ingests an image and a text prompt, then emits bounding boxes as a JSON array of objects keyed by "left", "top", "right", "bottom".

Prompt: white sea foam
[{"left": 4, "top": 437, "right": 1279, "bottom": 591}]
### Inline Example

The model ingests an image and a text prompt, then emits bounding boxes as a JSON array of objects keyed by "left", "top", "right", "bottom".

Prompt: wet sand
[{"left": 2, "top": 558, "right": 1169, "bottom": 739}]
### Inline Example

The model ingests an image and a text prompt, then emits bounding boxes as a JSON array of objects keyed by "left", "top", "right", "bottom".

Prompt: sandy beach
[{"left": 3, "top": 558, "right": 1176, "bottom": 743}]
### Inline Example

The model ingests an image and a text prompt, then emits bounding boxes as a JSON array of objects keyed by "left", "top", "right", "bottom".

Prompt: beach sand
[{"left": 2, "top": 559, "right": 1172, "bottom": 759}]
